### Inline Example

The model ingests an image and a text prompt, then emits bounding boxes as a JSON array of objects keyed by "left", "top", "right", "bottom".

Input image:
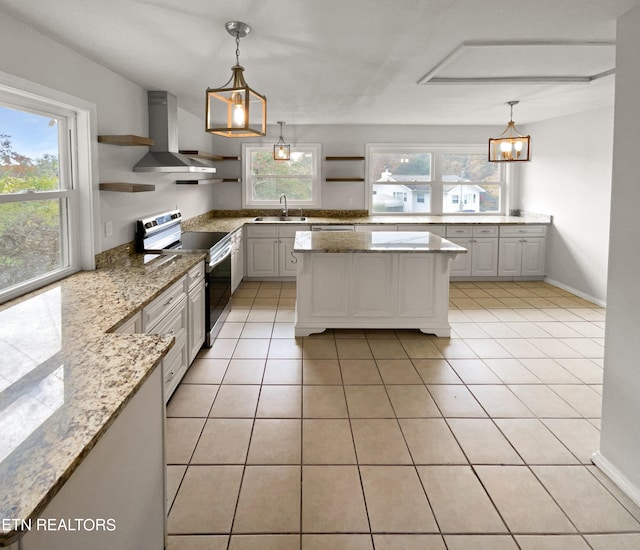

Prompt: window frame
[
  {"left": 0, "top": 71, "right": 97, "bottom": 303},
  {"left": 366, "top": 143, "right": 508, "bottom": 216},
  {"left": 242, "top": 143, "right": 322, "bottom": 208}
]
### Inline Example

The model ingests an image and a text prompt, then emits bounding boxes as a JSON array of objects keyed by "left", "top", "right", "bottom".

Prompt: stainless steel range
[{"left": 136, "top": 210, "right": 232, "bottom": 347}]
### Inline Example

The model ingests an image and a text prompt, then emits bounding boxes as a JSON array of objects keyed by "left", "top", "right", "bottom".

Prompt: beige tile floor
[{"left": 165, "top": 280, "right": 640, "bottom": 550}]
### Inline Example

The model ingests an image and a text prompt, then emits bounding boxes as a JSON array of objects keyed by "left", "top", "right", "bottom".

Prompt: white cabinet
[
  {"left": 143, "top": 274, "right": 189, "bottom": 401},
  {"left": 295, "top": 251, "right": 456, "bottom": 337},
  {"left": 20, "top": 367, "right": 165, "bottom": 550},
  {"left": 498, "top": 225, "right": 546, "bottom": 277},
  {"left": 231, "top": 228, "right": 244, "bottom": 293},
  {"left": 279, "top": 239, "right": 300, "bottom": 276},
  {"left": 187, "top": 262, "right": 206, "bottom": 365},
  {"left": 246, "top": 237, "right": 280, "bottom": 277},
  {"left": 447, "top": 226, "right": 498, "bottom": 277},
  {"left": 246, "top": 224, "right": 310, "bottom": 278}
]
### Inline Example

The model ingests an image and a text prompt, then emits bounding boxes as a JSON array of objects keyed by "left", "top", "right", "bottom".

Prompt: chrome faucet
[{"left": 279, "top": 193, "right": 288, "bottom": 217}]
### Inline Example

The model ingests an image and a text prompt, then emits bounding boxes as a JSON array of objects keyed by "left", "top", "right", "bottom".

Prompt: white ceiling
[{"left": 1, "top": 0, "right": 639, "bottom": 126}]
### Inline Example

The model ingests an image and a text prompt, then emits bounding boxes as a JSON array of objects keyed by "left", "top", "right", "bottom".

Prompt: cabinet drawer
[
  {"left": 148, "top": 295, "right": 187, "bottom": 340},
  {"left": 278, "top": 224, "right": 310, "bottom": 238},
  {"left": 500, "top": 225, "right": 547, "bottom": 237},
  {"left": 143, "top": 276, "right": 187, "bottom": 332},
  {"left": 446, "top": 226, "right": 473, "bottom": 238},
  {"left": 472, "top": 225, "right": 499, "bottom": 237},
  {"left": 163, "top": 335, "right": 188, "bottom": 401},
  {"left": 246, "top": 225, "right": 279, "bottom": 238},
  {"left": 187, "top": 261, "right": 205, "bottom": 291}
]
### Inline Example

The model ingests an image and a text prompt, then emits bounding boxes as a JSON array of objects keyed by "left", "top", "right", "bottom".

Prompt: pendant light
[
  {"left": 273, "top": 121, "right": 291, "bottom": 160},
  {"left": 205, "top": 21, "right": 267, "bottom": 137},
  {"left": 488, "top": 100, "right": 531, "bottom": 162}
]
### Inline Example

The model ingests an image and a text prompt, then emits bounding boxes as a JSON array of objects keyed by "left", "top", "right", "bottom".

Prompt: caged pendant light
[
  {"left": 273, "top": 121, "right": 291, "bottom": 160},
  {"left": 205, "top": 21, "right": 267, "bottom": 138},
  {"left": 488, "top": 100, "right": 531, "bottom": 162}
]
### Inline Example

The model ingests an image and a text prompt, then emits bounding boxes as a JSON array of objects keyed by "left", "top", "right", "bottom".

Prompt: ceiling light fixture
[
  {"left": 205, "top": 21, "right": 266, "bottom": 138},
  {"left": 273, "top": 121, "right": 291, "bottom": 160},
  {"left": 488, "top": 100, "right": 531, "bottom": 162}
]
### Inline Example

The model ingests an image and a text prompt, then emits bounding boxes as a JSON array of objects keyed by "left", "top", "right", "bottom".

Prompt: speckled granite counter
[
  {"left": 294, "top": 230, "right": 468, "bottom": 254},
  {"left": 182, "top": 212, "right": 551, "bottom": 233},
  {"left": 0, "top": 251, "right": 205, "bottom": 545}
]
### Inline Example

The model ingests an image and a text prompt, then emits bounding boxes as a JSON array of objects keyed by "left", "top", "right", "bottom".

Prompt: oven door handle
[{"left": 208, "top": 244, "right": 232, "bottom": 270}]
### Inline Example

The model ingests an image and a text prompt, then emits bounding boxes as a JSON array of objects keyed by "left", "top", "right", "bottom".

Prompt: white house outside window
[
  {"left": 243, "top": 144, "right": 321, "bottom": 208},
  {"left": 367, "top": 145, "right": 505, "bottom": 215}
]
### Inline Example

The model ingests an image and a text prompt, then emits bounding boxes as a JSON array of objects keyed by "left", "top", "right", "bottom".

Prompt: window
[
  {"left": 0, "top": 75, "right": 95, "bottom": 303},
  {"left": 441, "top": 152, "right": 501, "bottom": 214},
  {"left": 243, "top": 144, "right": 321, "bottom": 208},
  {"left": 368, "top": 147, "right": 432, "bottom": 213},
  {"left": 367, "top": 145, "right": 505, "bottom": 215}
]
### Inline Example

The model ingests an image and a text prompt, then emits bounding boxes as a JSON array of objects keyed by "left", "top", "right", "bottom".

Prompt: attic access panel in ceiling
[{"left": 418, "top": 41, "right": 616, "bottom": 85}]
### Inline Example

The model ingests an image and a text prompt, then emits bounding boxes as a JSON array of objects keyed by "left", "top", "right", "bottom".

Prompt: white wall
[
  {"left": 209, "top": 124, "right": 512, "bottom": 212},
  {"left": 518, "top": 108, "right": 614, "bottom": 304},
  {"left": 0, "top": 11, "right": 216, "bottom": 252},
  {"left": 595, "top": 2, "right": 640, "bottom": 505}
]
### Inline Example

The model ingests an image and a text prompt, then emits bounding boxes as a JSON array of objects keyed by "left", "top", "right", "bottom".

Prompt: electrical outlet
[
  {"left": 348, "top": 197, "right": 354, "bottom": 206},
  {"left": 104, "top": 221, "right": 113, "bottom": 237},
  {"left": 217, "top": 196, "right": 223, "bottom": 205}
]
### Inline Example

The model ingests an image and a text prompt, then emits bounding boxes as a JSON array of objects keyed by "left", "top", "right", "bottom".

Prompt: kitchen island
[{"left": 293, "top": 231, "right": 466, "bottom": 337}]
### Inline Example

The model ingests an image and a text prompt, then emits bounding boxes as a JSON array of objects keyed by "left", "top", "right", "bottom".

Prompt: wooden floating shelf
[
  {"left": 99, "top": 182, "right": 156, "bottom": 192},
  {"left": 325, "top": 156, "right": 365, "bottom": 161},
  {"left": 179, "top": 150, "right": 241, "bottom": 161},
  {"left": 325, "top": 178, "right": 365, "bottom": 182},
  {"left": 98, "top": 135, "right": 155, "bottom": 146},
  {"left": 176, "top": 178, "right": 224, "bottom": 185}
]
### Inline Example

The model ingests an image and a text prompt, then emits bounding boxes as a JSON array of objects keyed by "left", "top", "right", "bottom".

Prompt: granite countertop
[
  {"left": 0, "top": 251, "right": 205, "bottom": 545},
  {"left": 294, "top": 230, "right": 468, "bottom": 254},
  {"left": 182, "top": 212, "right": 551, "bottom": 233}
]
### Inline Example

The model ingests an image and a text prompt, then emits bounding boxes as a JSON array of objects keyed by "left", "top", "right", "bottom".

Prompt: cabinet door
[
  {"left": 231, "top": 237, "right": 244, "bottom": 293},
  {"left": 279, "top": 238, "right": 299, "bottom": 276},
  {"left": 471, "top": 238, "right": 498, "bottom": 276},
  {"left": 188, "top": 279, "right": 206, "bottom": 364},
  {"left": 498, "top": 238, "right": 522, "bottom": 276},
  {"left": 246, "top": 238, "right": 279, "bottom": 277},
  {"left": 352, "top": 253, "right": 394, "bottom": 317},
  {"left": 521, "top": 238, "right": 546, "bottom": 276},
  {"left": 448, "top": 237, "right": 472, "bottom": 277}
]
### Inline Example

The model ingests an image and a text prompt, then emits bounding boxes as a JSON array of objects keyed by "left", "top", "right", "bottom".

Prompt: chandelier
[
  {"left": 488, "top": 100, "right": 531, "bottom": 162},
  {"left": 205, "top": 21, "right": 267, "bottom": 137}
]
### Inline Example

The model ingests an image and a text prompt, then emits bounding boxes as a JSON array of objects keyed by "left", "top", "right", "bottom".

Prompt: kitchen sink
[{"left": 253, "top": 216, "right": 308, "bottom": 222}]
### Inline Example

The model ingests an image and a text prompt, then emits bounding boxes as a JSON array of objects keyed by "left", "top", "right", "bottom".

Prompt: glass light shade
[
  {"left": 206, "top": 65, "right": 266, "bottom": 137},
  {"left": 274, "top": 143, "right": 290, "bottom": 160},
  {"left": 489, "top": 121, "right": 531, "bottom": 162}
]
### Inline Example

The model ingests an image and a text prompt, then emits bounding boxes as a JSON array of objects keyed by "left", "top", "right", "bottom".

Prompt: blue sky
[{"left": 0, "top": 105, "right": 59, "bottom": 161}]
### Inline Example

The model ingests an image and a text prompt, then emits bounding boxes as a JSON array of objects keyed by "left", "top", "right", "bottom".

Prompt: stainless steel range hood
[{"left": 133, "top": 91, "right": 217, "bottom": 173}]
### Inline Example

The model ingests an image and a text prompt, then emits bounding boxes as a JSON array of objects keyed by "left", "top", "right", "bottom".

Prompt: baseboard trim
[
  {"left": 544, "top": 277, "right": 606, "bottom": 308},
  {"left": 592, "top": 451, "right": 640, "bottom": 507}
]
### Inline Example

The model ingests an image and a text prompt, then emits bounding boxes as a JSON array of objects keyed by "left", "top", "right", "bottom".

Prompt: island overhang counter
[{"left": 293, "top": 231, "right": 466, "bottom": 337}]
